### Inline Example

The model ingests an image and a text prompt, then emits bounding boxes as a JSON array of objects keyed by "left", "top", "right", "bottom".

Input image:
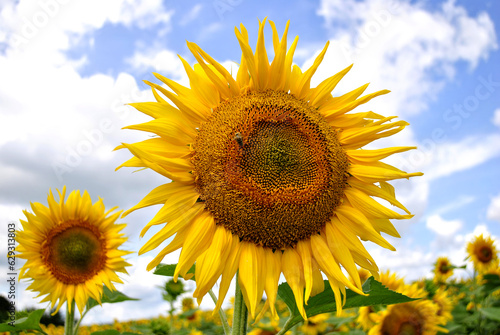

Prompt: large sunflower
[
  {"left": 16, "top": 187, "right": 131, "bottom": 315},
  {"left": 117, "top": 19, "right": 422, "bottom": 319},
  {"left": 467, "top": 234, "right": 498, "bottom": 274}
]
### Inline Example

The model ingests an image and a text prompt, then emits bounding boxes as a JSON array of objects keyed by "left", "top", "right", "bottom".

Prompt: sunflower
[
  {"left": 467, "top": 234, "right": 498, "bottom": 274},
  {"left": 16, "top": 187, "right": 131, "bottom": 315},
  {"left": 117, "top": 19, "right": 422, "bottom": 319},
  {"left": 433, "top": 256, "right": 453, "bottom": 283},
  {"left": 431, "top": 287, "right": 454, "bottom": 325},
  {"left": 369, "top": 284, "right": 447, "bottom": 335}
]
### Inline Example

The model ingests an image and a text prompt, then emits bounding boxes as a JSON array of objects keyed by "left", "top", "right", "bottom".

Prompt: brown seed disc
[
  {"left": 42, "top": 220, "right": 107, "bottom": 284},
  {"left": 192, "top": 90, "right": 348, "bottom": 249},
  {"left": 478, "top": 246, "right": 493, "bottom": 263}
]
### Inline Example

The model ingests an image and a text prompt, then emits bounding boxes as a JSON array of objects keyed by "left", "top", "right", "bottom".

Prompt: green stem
[
  {"left": 73, "top": 307, "right": 90, "bottom": 335},
  {"left": 231, "top": 271, "right": 248, "bottom": 335},
  {"left": 209, "top": 289, "right": 231, "bottom": 335},
  {"left": 276, "top": 317, "right": 294, "bottom": 335},
  {"left": 169, "top": 300, "right": 174, "bottom": 331},
  {"left": 64, "top": 300, "right": 75, "bottom": 335}
]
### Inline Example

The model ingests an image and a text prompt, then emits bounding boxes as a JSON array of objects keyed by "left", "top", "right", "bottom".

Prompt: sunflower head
[
  {"left": 16, "top": 187, "right": 131, "bottom": 315},
  {"left": 431, "top": 287, "right": 454, "bottom": 324},
  {"left": 433, "top": 256, "right": 453, "bottom": 283},
  {"left": 467, "top": 234, "right": 499, "bottom": 274},
  {"left": 118, "top": 18, "right": 422, "bottom": 319},
  {"left": 369, "top": 284, "right": 447, "bottom": 335}
]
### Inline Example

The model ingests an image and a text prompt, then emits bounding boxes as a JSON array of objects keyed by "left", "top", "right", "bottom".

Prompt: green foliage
[
  {"left": 154, "top": 263, "right": 196, "bottom": 280},
  {"left": 90, "top": 330, "right": 141, "bottom": 335},
  {"left": 445, "top": 273, "right": 500, "bottom": 334},
  {"left": 148, "top": 318, "right": 171, "bottom": 335},
  {"left": 277, "top": 276, "right": 417, "bottom": 332},
  {"left": 86, "top": 286, "right": 139, "bottom": 311},
  {"left": 0, "top": 308, "right": 45, "bottom": 332}
]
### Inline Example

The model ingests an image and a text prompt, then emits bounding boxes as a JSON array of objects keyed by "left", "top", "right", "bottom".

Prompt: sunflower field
[
  {"left": 1, "top": 16, "right": 499, "bottom": 335},
  {"left": 2, "top": 237, "right": 500, "bottom": 335}
]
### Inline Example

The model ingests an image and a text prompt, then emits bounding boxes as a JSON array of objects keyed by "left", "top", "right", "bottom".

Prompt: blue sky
[{"left": 1, "top": 0, "right": 499, "bottom": 325}]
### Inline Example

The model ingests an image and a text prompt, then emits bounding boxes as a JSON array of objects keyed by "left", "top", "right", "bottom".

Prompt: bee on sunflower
[{"left": 117, "top": 18, "right": 422, "bottom": 322}]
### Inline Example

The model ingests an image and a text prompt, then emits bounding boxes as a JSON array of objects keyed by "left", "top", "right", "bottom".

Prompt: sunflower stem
[
  {"left": 209, "top": 289, "right": 231, "bottom": 335},
  {"left": 231, "top": 271, "right": 248, "bottom": 335},
  {"left": 276, "top": 315, "right": 294, "bottom": 335},
  {"left": 73, "top": 307, "right": 89, "bottom": 335},
  {"left": 64, "top": 300, "right": 75, "bottom": 335}
]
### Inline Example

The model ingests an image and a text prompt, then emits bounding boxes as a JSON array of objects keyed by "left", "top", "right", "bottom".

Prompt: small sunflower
[
  {"left": 299, "top": 313, "right": 329, "bottom": 335},
  {"left": 369, "top": 284, "right": 447, "bottom": 335},
  {"left": 16, "top": 187, "right": 131, "bottom": 315},
  {"left": 356, "top": 270, "right": 405, "bottom": 331},
  {"left": 431, "top": 287, "right": 454, "bottom": 325},
  {"left": 433, "top": 256, "right": 453, "bottom": 283},
  {"left": 117, "top": 19, "right": 422, "bottom": 319},
  {"left": 467, "top": 234, "right": 498, "bottom": 274}
]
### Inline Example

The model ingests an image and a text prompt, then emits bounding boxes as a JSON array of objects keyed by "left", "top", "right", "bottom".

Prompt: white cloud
[
  {"left": 426, "top": 214, "right": 462, "bottom": 236},
  {"left": 315, "top": 0, "right": 497, "bottom": 116},
  {"left": 369, "top": 223, "right": 498, "bottom": 282},
  {"left": 126, "top": 49, "right": 188, "bottom": 82},
  {"left": 179, "top": 3, "right": 203, "bottom": 26},
  {"left": 1, "top": 0, "right": 174, "bottom": 52},
  {"left": 487, "top": 193, "right": 500, "bottom": 222},
  {"left": 493, "top": 108, "right": 500, "bottom": 127},
  {"left": 430, "top": 195, "right": 475, "bottom": 217},
  {"left": 399, "top": 134, "right": 500, "bottom": 181}
]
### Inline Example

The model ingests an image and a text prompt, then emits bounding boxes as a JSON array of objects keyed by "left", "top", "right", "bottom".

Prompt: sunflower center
[
  {"left": 193, "top": 90, "right": 348, "bottom": 249},
  {"left": 381, "top": 308, "right": 423, "bottom": 335},
  {"left": 478, "top": 246, "right": 493, "bottom": 263},
  {"left": 397, "top": 322, "right": 421, "bottom": 335},
  {"left": 42, "top": 220, "right": 106, "bottom": 284},
  {"left": 439, "top": 263, "right": 450, "bottom": 274}
]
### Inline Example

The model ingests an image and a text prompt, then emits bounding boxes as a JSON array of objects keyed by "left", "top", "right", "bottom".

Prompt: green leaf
[
  {"left": 0, "top": 308, "right": 45, "bottom": 332},
  {"left": 153, "top": 263, "right": 196, "bottom": 281},
  {"left": 479, "top": 307, "right": 500, "bottom": 322},
  {"left": 278, "top": 277, "right": 417, "bottom": 332},
  {"left": 481, "top": 274, "right": 500, "bottom": 296},
  {"left": 86, "top": 286, "right": 139, "bottom": 311}
]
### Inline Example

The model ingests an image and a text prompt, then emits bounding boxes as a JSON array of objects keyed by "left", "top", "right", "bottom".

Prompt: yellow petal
[
  {"left": 215, "top": 234, "right": 241, "bottom": 312},
  {"left": 309, "top": 64, "right": 353, "bottom": 107},
  {"left": 122, "top": 182, "right": 192, "bottom": 218},
  {"left": 139, "top": 189, "right": 200, "bottom": 237},
  {"left": 174, "top": 211, "right": 216, "bottom": 281},
  {"left": 238, "top": 243, "right": 265, "bottom": 319},
  {"left": 324, "top": 222, "right": 361, "bottom": 289},
  {"left": 193, "top": 226, "right": 232, "bottom": 304},
  {"left": 296, "top": 240, "right": 313, "bottom": 303},
  {"left": 255, "top": 17, "right": 270, "bottom": 89},
  {"left": 310, "top": 234, "right": 364, "bottom": 295},
  {"left": 349, "top": 164, "right": 423, "bottom": 183},
  {"left": 263, "top": 248, "right": 281, "bottom": 318},
  {"left": 139, "top": 203, "right": 204, "bottom": 254},
  {"left": 335, "top": 205, "right": 395, "bottom": 251},
  {"left": 282, "top": 248, "right": 306, "bottom": 320},
  {"left": 348, "top": 178, "right": 410, "bottom": 214},
  {"left": 344, "top": 187, "right": 411, "bottom": 220}
]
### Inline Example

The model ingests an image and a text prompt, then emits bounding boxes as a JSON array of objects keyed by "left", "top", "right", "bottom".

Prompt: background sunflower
[{"left": 16, "top": 187, "right": 131, "bottom": 315}]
